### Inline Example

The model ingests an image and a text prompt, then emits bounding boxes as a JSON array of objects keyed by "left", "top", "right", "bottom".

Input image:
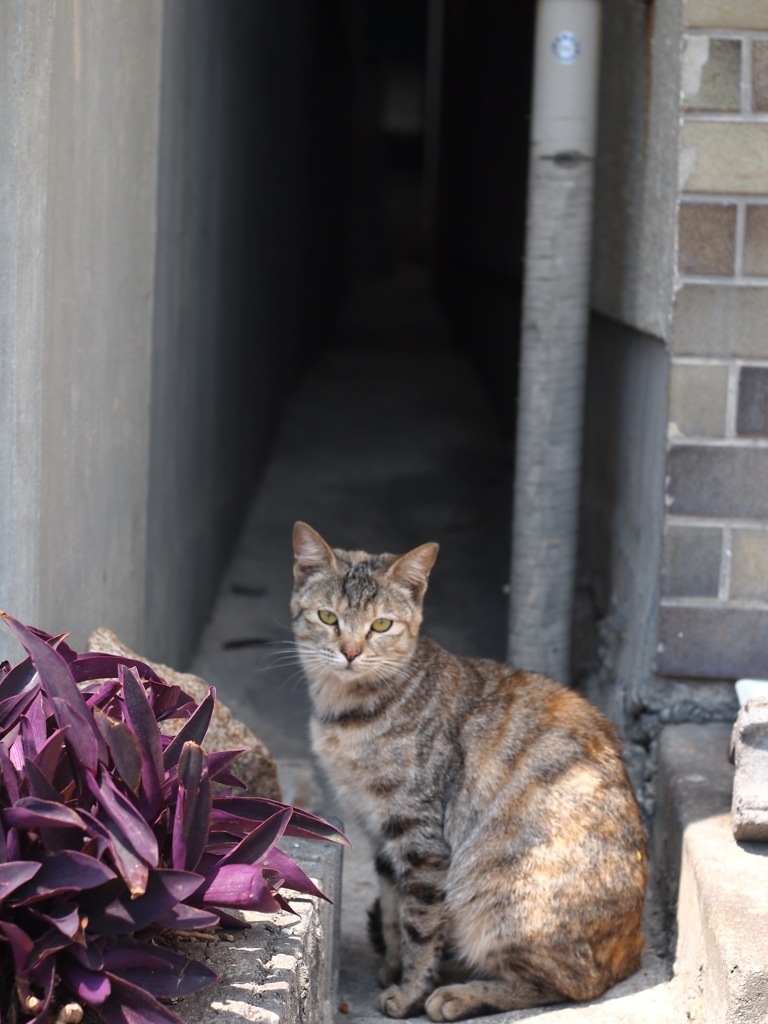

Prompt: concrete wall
[
  {"left": 0, "top": 1, "right": 349, "bottom": 668},
  {"left": 0, "top": 2, "right": 162, "bottom": 663},
  {"left": 574, "top": 316, "right": 669, "bottom": 730},
  {"left": 575, "top": 0, "right": 763, "bottom": 738},
  {"left": 591, "top": 0, "right": 683, "bottom": 341}
]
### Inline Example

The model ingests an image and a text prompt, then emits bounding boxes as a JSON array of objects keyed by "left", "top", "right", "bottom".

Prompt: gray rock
[
  {"left": 730, "top": 698, "right": 768, "bottom": 841},
  {"left": 87, "top": 628, "right": 281, "bottom": 801}
]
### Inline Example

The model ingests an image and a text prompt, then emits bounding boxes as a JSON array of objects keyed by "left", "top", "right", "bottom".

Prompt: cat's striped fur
[{"left": 291, "top": 523, "right": 648, "bottom": 1021}]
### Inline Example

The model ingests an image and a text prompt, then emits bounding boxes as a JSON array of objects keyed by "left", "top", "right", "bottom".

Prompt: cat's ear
[
  {"left": 386, "top": 542, "right": 439, "bottom": 600},
  {"left": 293, "top": 522, "right": 337, "bottom": 586}
]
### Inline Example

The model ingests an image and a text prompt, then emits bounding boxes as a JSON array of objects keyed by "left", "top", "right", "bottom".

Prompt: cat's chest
[
  {"left": 310, "top": 715, "right": 434, "bottom": 825},
  {"left": 312, "top": 715, "right": 415, "bottom": 777}
]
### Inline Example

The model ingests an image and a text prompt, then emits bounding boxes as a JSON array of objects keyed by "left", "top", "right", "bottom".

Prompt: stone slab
[
  {"left": 657, "top": 723, "right": 768, "bottom": 1024},
  {"left": 730, "top": 700, "right": 768, "bottom": 841}
]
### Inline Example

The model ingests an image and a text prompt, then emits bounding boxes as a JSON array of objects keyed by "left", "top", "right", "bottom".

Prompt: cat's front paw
[
  {"left": 378, "top": 985, "right": 426, "bottom": 1018},
  {"left": 425, "top": 986, "right": 471, "bottom": 1022}
]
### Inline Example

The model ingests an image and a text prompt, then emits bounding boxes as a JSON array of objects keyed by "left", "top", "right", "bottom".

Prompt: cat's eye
[
  {"left": 370, "top": 617, "right": 392, "bottom": 633},
  {"left": 318, "top": 610, "right": 338, "bottom": 626}
]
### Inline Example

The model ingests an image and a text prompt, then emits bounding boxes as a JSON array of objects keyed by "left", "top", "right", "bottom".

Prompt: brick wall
[{"left": 659, "top": 0, "right": 768, "bottom": 679}]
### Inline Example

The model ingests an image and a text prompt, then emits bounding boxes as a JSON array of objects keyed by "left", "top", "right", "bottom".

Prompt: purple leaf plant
[{"left": 0, "top": 613, "right": 348, "bottom": 1024}]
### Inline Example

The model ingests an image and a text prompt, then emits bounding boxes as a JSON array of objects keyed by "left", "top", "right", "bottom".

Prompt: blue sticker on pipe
[{"left": 551, "top": 32, "right": 580, "bottom": 64}]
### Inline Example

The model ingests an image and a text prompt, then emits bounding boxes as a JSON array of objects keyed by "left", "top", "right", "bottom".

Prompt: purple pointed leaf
[
  {"left": 79, "top": 808, "right": 149, "bottom": 898},
  {"left": 0, "top": 919, "right": 34, "bottom": 973},
  {"left": 212, "top": 796, "right": 350, "bottom": 845},
  {"left": 95, "top": 974, "right": 187, "bottom": 1024},
  {"left": 0, "top": 743, "right": 20, "bottom": 803},
  {"left": 272, "top": 890, "right": 297, "bottom": 916},
  {"left": 23, "top": 760, "right": 83, "bottom": 853},
  {"left": 206, "top": 748, "right": 247, "bottom": 777},
  {"left": 28, "top": 627, "right": 78, "bottom": 662},
  {"left": 6, "top": 826, "right": 20, "bottom": 859},
  {"left": 216, "top": 807, "right": 291, "bottom": 868},
  {"left": 265, "top": 847, "right": 330, "bottom": 902},
  {"left": 152, "top": 805, "right": 170, "bottom": 849},
  {"left": 152, "top": 903, "right": 220, "bottom": 930},
  {"left": 120, "top": 666, "right": 163, "bottom": 775},
  {"left": 197, "top": 863, "right": 282, "bottom": 913},
  {"left": 208, "top": 907, "right": 250, "bottom": 931},
  {"left": 136, "top": 746, "right": 162, "bottom": 822},
  {"left": 38, "top": 901, "right": 81, "bottom": 939},
  {"left": 8, "top": 850, "right": 116, "bottom": 906},
  {"left": 0, "top": 614, "right": 105, "bottom": 759},
  {"left": 9, "top": 732, "right": 23, "bottom": 770},
  {"left": 70, "top": 940, "right": 105, "bottom": 971},
  {"left": 59, "top": 961, "right": 112, "bottom": 1006},
  {"left": 0, "top": 860, "right": 41, "bottom": 900},
  {"left": 88, "top": 869, "right": 204, "bottom": 935},
  {"left": 0, "top": 685, "right": 41, "bottom": 734},
  {"left": 149, "top": 680, "right": 197, "bottom": 720},
  {"left": 94, "top": 710, "right": 142, "bottom": 792},
  {"left": 71, "top": 652, "right": 162, "bottom": 685},
  {"left": 52, "top": 697, "right": 100, "bottom": 773},
  {"left": 101, "top": 941, "right": 174, "bottom": 973},
  {"left": 86, "top": 766, "right": 158, "bottom": 867},
  {"left": 76, "top": 876, "right": 126, "bottom": 919},
  {"left": 28, "top": 955, "right": 56, "bottom": 1024},
  {"left": 102, "top": 937, "right": 217, "bottom": 996},
  {"left": 21, "top": 694, "right": 47, "bottom": 756},
  {"left": 25, "top": 927, "right": 73, "bottom": 970},
  {"left": 162, "top": 688, "right": 215, "bottom": 771},
  {"left": 172, "top": 743, "right": 211, "bottom": 872},
  {"left": 24, "top": 758, "right": 62, "bottom": 802},
  {"left": 33, "top": 727, "right": 69, "bottom": 784},
  {"left": 5, "top": 797, "right": 86, "bottom": 831},
  {"left": 210, "top": 767, "right": 247, "bottom": 789},
  {"left": 86, "top": 679, "right": 121, "bottom": 709},
  {"left": 0, "top": 654, "right": 36, "bottom": 703}
]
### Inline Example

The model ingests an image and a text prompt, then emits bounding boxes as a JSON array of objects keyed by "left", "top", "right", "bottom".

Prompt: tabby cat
[{"left": 291, "top": 522, "right": 648, "bottom": 1021}]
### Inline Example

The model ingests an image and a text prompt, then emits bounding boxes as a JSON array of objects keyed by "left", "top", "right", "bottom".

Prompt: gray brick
[
  {"left": 743, "top": 205, "right": 768, "bottom": 276},
  {"left": 730, "top": 528, "right": 768, "bottom": 600},
  {"left": 667, "top": 445, "right": 768, "bottom": 518},
  {"left": 661, "top": 525, "right": 722, "bottom": 597},
  {"left": 737, "top": 366, "right": 768, "bottom": 436},
  {"left": 669, "top": 362, "right": 729, "bottom": 437},
  {"left": 657, "top": 605, "right": 768, "bottom": 678},
  {"left": 683, "top": 38, "right": 741, "bottom": 113},
  {"left": 678, "top": 203, "right": 736, "bottom": 276},
  {"left": 673, "top": 285, "right": 768, "bottom": 358}
]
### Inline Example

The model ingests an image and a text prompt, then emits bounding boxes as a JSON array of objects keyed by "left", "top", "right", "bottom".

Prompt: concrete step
[
  {"left": 179, "top": 830, "right": 343, "bottom": 1024},
  {"left": 656, "top": 723, "right": 768, "bottom": 1024}
]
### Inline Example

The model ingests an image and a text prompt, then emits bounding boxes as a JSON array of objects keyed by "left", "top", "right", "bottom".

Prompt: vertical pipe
[{"left": 509, "top": 0, "right": 602, "bottom": 684}]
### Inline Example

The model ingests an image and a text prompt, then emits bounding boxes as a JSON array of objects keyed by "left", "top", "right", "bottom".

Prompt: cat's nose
[{"left": 341, "top": 645, "right": 361, "bottom": 663}]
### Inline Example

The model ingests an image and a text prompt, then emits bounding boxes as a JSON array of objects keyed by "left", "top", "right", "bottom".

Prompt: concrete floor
[{"left": 190, "top": 276, "right": 679, "bottom": 1023}]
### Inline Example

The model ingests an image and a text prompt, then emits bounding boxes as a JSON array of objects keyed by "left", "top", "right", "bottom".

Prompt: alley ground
[{"left": 189, "top": 276, "right": 678, "bottom": 1023}]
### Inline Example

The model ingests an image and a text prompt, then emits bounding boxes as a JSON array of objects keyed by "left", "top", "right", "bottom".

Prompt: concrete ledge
[
  {"left": 178, "top": 835, "right": 342, "bottom": 1024},
  {"left": 657, "top": 723, "right": 768, "bottom": 1024}
]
